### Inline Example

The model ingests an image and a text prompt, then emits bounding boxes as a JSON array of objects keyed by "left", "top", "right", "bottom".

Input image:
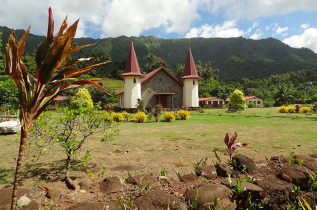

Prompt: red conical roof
[
  {"left": 182, "top": 47, "right": 200, "bottom": 79},
  {"left": 122, "top": 41, "right": 142, "bottom": 76}
]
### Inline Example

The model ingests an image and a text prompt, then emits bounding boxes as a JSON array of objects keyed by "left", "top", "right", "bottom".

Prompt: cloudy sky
[{"left": 0, "top": 0, "right": 317, "bottom": 52}]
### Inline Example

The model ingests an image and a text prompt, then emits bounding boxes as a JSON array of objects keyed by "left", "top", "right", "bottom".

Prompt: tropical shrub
[
  {"left": 277, "top": 106, "right": 287, "bottom": 113},
  {"left": 151, "top": 104, "right": 162, "bottom": 122},
  {"left": 228, "top": 89, "right": 246, "bottom": 111},
  {"left": 300, "top": 107, "right": 311, "bottom": 114},
  {"left": 175, "top": 109, "right": 190, "bottom": 120},
  {"left": 121, "top": 111, "right": 130, "bottom": 121},
  {"left": 247, "top": 102, "right": 255, "bottom": 108},
  {"left": 70, "top": 88, "right": 94, "bottom": 110},
  {"left": 134, "top": 111, "right": 147, "bottom": 123},
  {"left": 111, "top": 112, "right": 124, "bottom": 122},
  {"left": 263, "top": 99, "right": 274, "bottom": 107},
  {"left": 163, "top": 111, "right": 175, "bottom": 122},
  {"left": 312, "top": 103, "right": 317, "bottom": 113},
  {"left": 287, "top": 106, "right": 296, "bottom": 113}
]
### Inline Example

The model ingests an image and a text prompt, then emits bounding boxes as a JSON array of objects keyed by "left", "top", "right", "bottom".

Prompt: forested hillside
[{"left": 1, "top": 26, "right": 317, "bottom": 80}]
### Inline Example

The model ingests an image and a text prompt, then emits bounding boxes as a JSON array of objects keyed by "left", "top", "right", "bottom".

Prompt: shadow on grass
[{"left": 0, "top": 160, "right": 85, "bottom": 186}]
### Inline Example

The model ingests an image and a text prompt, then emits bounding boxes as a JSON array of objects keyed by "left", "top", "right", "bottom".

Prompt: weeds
[
  {"left": 117, "top": 195, "right": 134, "bottom": 210},
  {"left": 289, "top": 152, "right": 304, "bottom": 166},
  {"left": 190, "top": 190, "right": 199, "bottom": 210},
  {"left": 231, "top": 178, "right": 244, "bottom": 195},
  {"left": 174, "top": 171, "right": 181, "bottom": 181},
  {"left": 122, "top": 171, "right": 132, "bottom": 183}
]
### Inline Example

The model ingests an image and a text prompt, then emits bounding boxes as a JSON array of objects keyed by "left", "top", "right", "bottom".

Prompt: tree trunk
[
  {"left": 10, "top": 127, "right": 28, "bottom": 210},
  {"left": 65, "top": 154, "right": 79, "bottom": 191}
]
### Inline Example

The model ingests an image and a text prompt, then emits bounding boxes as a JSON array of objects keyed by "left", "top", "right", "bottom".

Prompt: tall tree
[{"left": 5, "top": 8, "right": 109, "bottom": 210}]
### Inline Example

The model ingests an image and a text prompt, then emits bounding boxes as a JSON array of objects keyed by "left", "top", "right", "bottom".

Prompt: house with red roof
[
  {"left": 117, "top": 42, "right": 200, "bottom": 109},
  {"left": 199, "top": 96, "right": 225, "bottom": 108},
  {"left": 225, "top": 96, "right": 263, "bottom": 107}
]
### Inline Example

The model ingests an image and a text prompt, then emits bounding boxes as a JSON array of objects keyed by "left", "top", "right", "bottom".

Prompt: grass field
[{"left": 0, "top": 107, "right": 316, "bottom": 188}]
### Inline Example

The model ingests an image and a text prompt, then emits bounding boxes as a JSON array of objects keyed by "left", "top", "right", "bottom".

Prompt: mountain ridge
[{"left": 1, "top": 26, "right": 317, "bottom": 80}]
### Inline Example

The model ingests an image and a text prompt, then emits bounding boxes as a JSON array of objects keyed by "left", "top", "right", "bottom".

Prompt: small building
[
  {"left": 199, "top": 96, "right": 225, "bottom": 108},
  {"left": 225, "top": 96, "right": 263, "bottom": 107},
  {"left": 47, "top": 96, "right": 68, "bottom": 110},
  {"left": 117, "top": 42, "right": 200, "bottom": 109}
]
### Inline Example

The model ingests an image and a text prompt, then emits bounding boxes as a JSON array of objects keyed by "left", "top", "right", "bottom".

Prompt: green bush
[
  {"left": 175, "top": 110, "right": 190, "bottom": 120},
  {"left": 134, "top": 111, "right": 147, "bottom": 123},
  {"left": 70, "top": 88, "right": 93, "bottom": 110},
  {"left": 121, "top": 111, "right": 130, "bottom": 121},
  {"left": 163, "top": 111, "right": 175, "bottom": 122},
  {"left": 228, "top": 89, "right": 246, "bottom": 111},
  {"left": 311, "top": 94, "right": 317, "bottom": 103},
  {"left": 247, "top": 102, "right": 255, "bottom": 108},
  {"left": 263, "top": 99, "right": 275, "bottom": 107},
  {"left": 111, "top": 112, "right": 124, "bottom": 122}
]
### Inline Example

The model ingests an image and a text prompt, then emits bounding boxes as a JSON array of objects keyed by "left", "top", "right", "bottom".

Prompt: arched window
[
  {"left": 134, "top": 78, "right": 136, "bottom": 83},
  {"left": 193, "top": 80, "right": 195, "bottom": 85}
]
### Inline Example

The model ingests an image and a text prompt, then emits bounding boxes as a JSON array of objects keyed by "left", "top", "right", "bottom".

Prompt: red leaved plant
[{"left": 214, "top": 132, "right": 249, "bottom": 161}]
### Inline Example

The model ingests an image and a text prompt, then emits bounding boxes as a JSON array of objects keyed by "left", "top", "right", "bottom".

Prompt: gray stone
[
  {"left": 232, "top": 154, "right": 257, "bottom": 173},
  {"left": 135, "top": 191, "right": 187, "bottom": 210},
  {"left": 100, "top": 176, "right": 123, "bottom": 194},
  {"left": 0, "top": 120, "right": 20, "bottom": 134},
  {"left": 180, "top": 174, "right": 197, "bottom": 183},
  {"left": 279, "top": 164, "right": 314, "bottom": 189},
  {"left": 0, "top": 187, "right": 31, "bottom": 210},
  {"left": 17, "top": 196, "right": 31, "bottom": 207},
  {"left": 216, "top": 163, "right": 233, "bottom": 177},
  {"left": 185, "top": 184, "right": 236, "bottom": 209},
  {"left": 201, "top": 165, "right": 217, "bottom": 179}
]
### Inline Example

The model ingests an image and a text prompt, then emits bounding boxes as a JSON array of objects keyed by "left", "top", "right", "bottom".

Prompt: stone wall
[{"left": 141, "top": 70, "right": 183, "bottom": 108}]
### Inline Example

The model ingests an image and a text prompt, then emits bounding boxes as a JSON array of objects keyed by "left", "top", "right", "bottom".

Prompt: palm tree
[
  {"left": 5, "top": 8, "right": 109, "bottom": 210},
  {"left": 273, "top": 85, "right": 294, "bottom": 106}
]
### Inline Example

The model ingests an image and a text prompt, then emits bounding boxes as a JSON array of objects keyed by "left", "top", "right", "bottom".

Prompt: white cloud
[
  {"left": 300, "top": 23, "right": 310, "bottom": 29},
  {"left": 204, "top": 0, "right": 317, "bottom": 20},
  {"left": 283, "top": 28, "right": 317, "bottom": 52},
  {"left": 250, "top": 29, "right": 263, "bottom": 39},
  {"left": 185, "top": 20, "right": 244, "bottom": 38}
]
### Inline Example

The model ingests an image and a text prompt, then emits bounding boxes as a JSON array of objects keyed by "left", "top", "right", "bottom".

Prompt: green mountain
[{"left": 1, "top": 26, "right": 317, "bottom": 80}]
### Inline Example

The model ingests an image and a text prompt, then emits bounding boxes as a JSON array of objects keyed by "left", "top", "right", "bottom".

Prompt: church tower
[
  {"left": 122, "top": 41, "right": 142, "bottom": 109},
  {"left": 182, "top": 47, "right": 200, "bottom": 108}
]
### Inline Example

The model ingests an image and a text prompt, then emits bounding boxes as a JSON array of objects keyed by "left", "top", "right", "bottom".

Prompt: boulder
[
  {"left": 0, "top": 120, "right": 20, "bottom": 134},
  {"left": 310, "top": 153, "right": 317, "bottom": 158},
  {"left": 185, "top": 184, "right": 236, "bottom": 209},
  {"left": 21, "top": 201, "right": 40, "bottom": 210},
  {"left": 221, "top": 178, "right": 263, "bottom": 199},
  {"left": 201, "top": 165, "right": 217, "bottom": 179},
  {"left": 293, "top": 154, "right": 317, "bottom": 171},
  {"left": 254, "top": 177, "right": 296, "bottom": 210},
  {"left": 278, "top": 164, "right": 314, "bottom": 189},
  {"left": 180, "top": 174, "right": 198, "bottom": 183},
  {"left": 100, "top": 176, "right": 123, "bottom": 194},
  {"left": 66, "top": 202, "right": 105, "bottom": 210},
  {"left": 216, "top": 163, "right": 233, "bottom": 177},
  {"left": 232, "top": 154, "right": 257, "bottom": 173},
  {"left": 78, "top": 179, "right": 91, "bottom": 191},
  {"left": 17, "top": 196, "right": 31, "bottom": 208},
  {"left": 135, "top": 191, "right": 187, "bottom": 210},
  {"left": 46, "top": 188, "right": 61, "bottom": 201}
]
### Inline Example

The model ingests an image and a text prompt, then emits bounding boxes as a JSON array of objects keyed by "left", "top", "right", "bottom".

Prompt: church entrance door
[{"left": 156, "top": 95, "right": 168, "bottom": 108}]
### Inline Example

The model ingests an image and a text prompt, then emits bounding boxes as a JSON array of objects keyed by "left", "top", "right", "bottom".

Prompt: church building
[{"left": 117, "top": 42, "right": 200, "bottom": 109}]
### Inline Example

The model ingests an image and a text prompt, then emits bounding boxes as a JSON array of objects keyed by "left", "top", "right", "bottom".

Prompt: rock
[
  {"left": 0, "top": 187, "right": 31, "bottom": 210},
  {"left": 105, "top": 200, "right": 121, "bottom": 210},
  {"left": 232, "top": 154, "right": 257, "bottom": 173},
  {"left": 21, "top": 201, "right": 40, "bottom": 210},
  {"left": 216, "top": 163, "right": 233, "bottom": 177},
  {"left": 0, "top": 120, "right": 20, "bottom": 134},
  {"left": 135, "top": 191, "right": 187, "bottom": 210},
  {"left": 254, "top": 177, "right": 296, "bottom": 210},
  {"left": 17, "top": 196, "right": 31, "bottom": 207},
  {"left": 201, "top": 165, "right": 217, "bottom": 179},
  {"left": 66, "top": 202, "right": 105, "bottom": 210},
  {"left": 185, "top": 184, "right": 236, "bottom": 209},
  {"left": 127, "top": 174, "right": 157, "bottom": 188},
  {"left": 310, "top": 153, "right": 317, "bottom": 158},
  {"left": 110, "top": 165, "right": 144, "bottom": 171},
  {"left": 78, "top": 179, "right": 91, "bottom": 191},
  {"left": 293, "top": 154, "right": 317, "bottom": 171},
  {"left": 100, "top": 176, "right": 123, "bottom": 194},
  {"left": 221, "top": 178, "right": 263, "bottom": 199},
  {"left": 278, "top": 164, "right": 314, "bottom": 189},
  {"left": 46, "top": 188, "right": 61, "bottom": 201},
  {"left": 180, "top": 174, "right": 197, "bottom": 183}
]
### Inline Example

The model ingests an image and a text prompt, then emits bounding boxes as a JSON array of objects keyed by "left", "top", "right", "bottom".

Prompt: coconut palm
[
  {"left": 5, "top": 8, "right": 109, "bottom": 209},
  {"left": 273, "top": 85, "right": 294, "bottom": 106}
]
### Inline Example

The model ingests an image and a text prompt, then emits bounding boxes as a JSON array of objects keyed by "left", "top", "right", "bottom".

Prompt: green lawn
[{"left": 0, "top": 107, "right": 316, "bottom": 187}]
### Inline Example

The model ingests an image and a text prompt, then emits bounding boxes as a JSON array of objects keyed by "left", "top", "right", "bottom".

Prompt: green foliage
[
  {"left": 0, "top": 75, "right": 19, "bottom": 110},
  {"left": 193, "top": 158, "right": 207, "bottom": 176},
  {"left": 135, "top": 99, "right": 145, "bottom": 112},
  {"left": 228, "top": 89, "right": 246, "bottom": 111},
  {"left": 162, "top": 111, "right": 175, "bottom": 122},
  {"left": 289, "top": 152, "right": 304, "bottom": 166},
  {"left": 174, "top": 171, "right": 181, "bottom": 181},
  {"left": 274, "top": 85, "right": 294, "bottom": 106},
  {"left": 190, "top": 191, "right": 199, "bottom": 210},
  {"left": 134, "top": 111, "right": 147, "bottom": 123},
  {"left": 117, "top": 196, "right": 134, "bottom": 210},
  {"left": 0, "top": 33, "right": 4, "bottom": 74},
  {"left": 311, "top": 94, "right": 317, "bottom": 103},
  {"left": 232, "top": 178, "right": 244, "bottom": 195},
  {"left": 247, "top": 102, "right": 255, "bottom": 108},
  {"left": 159, "top": 169, "right": 166, "bottom": 176},
  {"left": 263, "top": 98, "right": 275, "bottom": 107},
  {"left": 70, "top": 88, "right": 94, "bottom": 110},
  {"left": 122, "top": 171, "right": 132, "bottom": 183},
  {"left": 151, "top": 104, "right": 162, "bottom": 122},
  {"left": 174, "top": 109, "right": 190, "bottom": 120}
]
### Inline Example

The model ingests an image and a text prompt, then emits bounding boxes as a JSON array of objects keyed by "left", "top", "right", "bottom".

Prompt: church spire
[
  {"left": 122, "top": 41, "right": 142, "bottom": 76},
  {"left": 182, "top": 47, "right": 200, "bottom": 79}
]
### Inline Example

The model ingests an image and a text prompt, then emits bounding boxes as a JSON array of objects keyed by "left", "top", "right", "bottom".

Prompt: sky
[{"left": 0, "top": 0, "right": 317, "bottom": 52}]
